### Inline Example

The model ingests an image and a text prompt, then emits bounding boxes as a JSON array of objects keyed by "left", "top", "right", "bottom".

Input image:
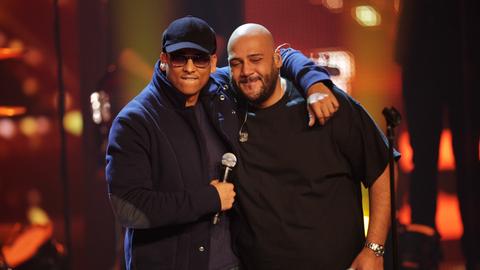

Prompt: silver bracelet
[{"left": 307, "top": 92, "right": 329, "bottom": 104}]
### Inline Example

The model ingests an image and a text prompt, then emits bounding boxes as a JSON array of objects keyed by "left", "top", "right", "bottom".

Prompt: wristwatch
[{"left": 365, "top": 242, "right": 385, "bottom": 257}]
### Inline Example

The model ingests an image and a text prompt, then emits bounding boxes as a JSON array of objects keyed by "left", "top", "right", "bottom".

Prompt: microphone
[{"left": 213, "top": 153, "right": 237, "bottom": 225}]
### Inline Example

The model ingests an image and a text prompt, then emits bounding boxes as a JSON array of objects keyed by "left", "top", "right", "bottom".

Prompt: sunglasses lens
[
  {"left": 169, "top": 54, "right": 210, "bottom": 68},
  {"left": 170, "top": 55, "right": 187, "bottom": 67},
  {"left": 192, "top": 55, "right": 210, "bottom": 68}
]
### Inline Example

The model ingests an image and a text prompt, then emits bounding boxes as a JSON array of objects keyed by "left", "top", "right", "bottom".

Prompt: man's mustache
[{"left": 239, "top": 75, "right": 262, "bottom": 84}]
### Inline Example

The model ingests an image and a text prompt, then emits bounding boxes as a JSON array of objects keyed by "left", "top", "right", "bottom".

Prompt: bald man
[{"left": 225, "top": 23, "right": 396, "bottom": 270}]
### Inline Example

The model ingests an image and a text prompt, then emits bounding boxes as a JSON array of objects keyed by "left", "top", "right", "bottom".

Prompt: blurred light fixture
[
  {"left": 19, "top": 116, "right": 37, "bottom": 137},
  {"left": 308, "top": 49, "right": 355, "bottom": 93},
  {"left": 63, "top": 110, "right": 83, "bottom": 136},
  {"left": 22, "top": 77, "right": 39, "bottom": 96},
  {"left": 0, "top": 118, "right": 17, "bottom": 139},
  {"left": 90, "top": 91, "right": 111, "bottom": 124},
  {"left": 0, "top": 47, "right": 23, "bottom": 60},
  {"left": 24, "top": 48, "right": 44, "bottom": 67},
  {"left": 322, "top": 0, "right": 343, "bottom": 12},
  {"left": 8, "top": 39, "right": 24, "bottom": 50},
  {"left": 36, "top": 116, "right": 51, "bottom": 135},
  {"left": 0, "top": 106, "right": 26, "bottom": 117},
  {"left": 398, "top": 129, "right": 460, "bottom": 173},
  {"left": 353, "top": 5, "right": 381, "bottom": 27}
]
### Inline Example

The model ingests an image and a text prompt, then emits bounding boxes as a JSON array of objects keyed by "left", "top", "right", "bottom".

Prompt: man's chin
[
  {"left": 243, "top": 93, "right": 263, "bottom": 105},
  {"left": 177, "top": 85, "right": 202, "bottom": 96},
  {"left": 241, "top": 91, "right": 260, "bottom": 103},
  {"left": 240, "top": 85, "right": 261, "bottom": 96}
]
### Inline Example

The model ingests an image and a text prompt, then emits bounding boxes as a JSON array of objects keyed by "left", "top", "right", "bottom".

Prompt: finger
[
  {"left": 330, "top": 95, "right": 340, "bottom": 109},
  {"left": 319, "top": 117, "right": 326, "bottom": 125},
  {"left": 320, "top": 103, "right": 332, "bottom": 119},
  {"left": 325, "top": 100, "right": 337, "bottom": 115},
  {"left": 311, "top": 102, "right": 323, "bottom": 119},
  {"left": 210, "top": 180, "right": 219, "bottom": 185},
  {"left": 307, "top": 105, "right": 315, "bottom": 127},
  {"left": 311, "top": 103, "right": 327, "bottom": 125}
]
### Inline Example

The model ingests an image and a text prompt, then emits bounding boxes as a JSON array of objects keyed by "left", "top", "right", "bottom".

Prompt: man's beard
[{"left": 232, "top": 64, "right": 280, "bottom": 107}]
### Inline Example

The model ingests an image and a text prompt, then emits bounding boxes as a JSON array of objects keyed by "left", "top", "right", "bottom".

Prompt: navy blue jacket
[{"left": 105, "top": 49, "right": 330, "bottom": 270}]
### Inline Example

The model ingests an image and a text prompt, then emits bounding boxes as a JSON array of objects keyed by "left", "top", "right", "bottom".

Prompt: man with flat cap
[{"left": 106, "top": 16, "right": 336, "bottom": 270}]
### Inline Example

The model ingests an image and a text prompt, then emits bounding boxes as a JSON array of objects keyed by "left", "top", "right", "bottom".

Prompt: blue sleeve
[
  {"left": 280, "top": 48, "right": 333, "bottom": 95},
  {"left": 210, "top": 66, "right": 231, "bottom": 85}
]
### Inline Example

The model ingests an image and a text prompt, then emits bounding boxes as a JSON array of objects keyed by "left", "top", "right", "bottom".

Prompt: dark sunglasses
[{"left": 168, "top": 54, "right": 211, "bottom": 68}]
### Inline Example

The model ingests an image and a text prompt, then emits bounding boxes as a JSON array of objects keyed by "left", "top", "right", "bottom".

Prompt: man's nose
[
  {"left": 183, "top": 58, "right": 196, "bottom": 72},
  {"left": 240, "top": 61, "right": 253, "bottom": 76}
]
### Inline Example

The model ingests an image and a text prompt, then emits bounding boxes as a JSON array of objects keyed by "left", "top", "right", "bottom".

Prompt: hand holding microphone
[{"left": 211, "top": 153, "right": 237, "bottom": 224}]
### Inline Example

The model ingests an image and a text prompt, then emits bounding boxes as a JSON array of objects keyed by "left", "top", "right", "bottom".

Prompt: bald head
[
  {"left": 227, "top": 23, "right": 275, "bottom": 55},
  {"left": 227, "top": 23, "right": 284, "bottom": 108}
]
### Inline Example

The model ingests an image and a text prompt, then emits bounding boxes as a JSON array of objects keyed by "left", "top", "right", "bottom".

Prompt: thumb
[{"left": 307, "top": 105, "right": 315, "bottom": 127}]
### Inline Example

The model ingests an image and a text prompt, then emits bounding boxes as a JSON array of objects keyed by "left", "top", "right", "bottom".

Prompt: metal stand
[
  {"left": 53, "top": 0, "right": 72, "bottom": 269},
  {"left": 382, "top": 106, "right": 401, "bottom": 270}
]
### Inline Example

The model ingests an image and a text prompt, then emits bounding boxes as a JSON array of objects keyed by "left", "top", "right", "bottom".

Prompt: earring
[{"left": 160, "top": 62, "right": 166, "bottom": 70}]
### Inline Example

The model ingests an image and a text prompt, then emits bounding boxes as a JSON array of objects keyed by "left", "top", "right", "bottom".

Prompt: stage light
[
  {"left": 36, "top": 116, "right": 50, "bottom": 135},
  {"left": 24, "top": 48, "right": 44, "bottom": 67},
  {"left": 308, "top": 49, "right": 355, "bottom": 93},
  {"left": 23, "top": 77, "right": 39, "bottom": 96},
  {"left": 8, "top": 39, "right": 24, "bottom": 50},
  {"left": 0, "top": 118, "right": 17, "bottom": 139},
  {"left": 398, "top": 192, "right": 463, "bottom": 240},
  {"left": 63, "top": 110, "right": 83, "bottom": 136},
  {"left": 0, "top": 106, "right": 26, "bottom": 117},
  {"left": 90, "top": 92, "right": 102, "bottom": 124},
  {"left": 19, "top": 116, "right": 37, "bottom": 137},
  {"left": 353, "top": 5, "right": 381, "bottom": 27},
  {"left": 398, "top": 129, "right": 457, "bottom": 172},
  {"left": 28, "top": 206, "right": 51, "bottom": 226},
  {"left": 398, "top": 131, "right": 413, "bottom": 172},
  {"left": 437, "top": 129, "right": 455, "bottom": 171},
  {"left": 322, "top": 0, "right": 343, "bottom": 12}
]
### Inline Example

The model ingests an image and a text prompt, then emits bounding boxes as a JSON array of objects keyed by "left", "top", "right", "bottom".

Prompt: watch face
[{"left": 366, "top": 242, "right": 385, "bottom": 257}]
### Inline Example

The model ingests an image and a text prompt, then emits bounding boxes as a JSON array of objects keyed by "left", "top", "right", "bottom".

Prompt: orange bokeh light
[
  {"left": 398, "top": 192, "right": 463, "bottom": 240},
  {"left": 398, "top": 129, "right": 456, "bottom": 173}
]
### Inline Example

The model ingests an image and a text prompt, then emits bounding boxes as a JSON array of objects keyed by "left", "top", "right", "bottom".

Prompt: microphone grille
[{"left": 221, "top": 152, "right": 237, "bottom": 168}]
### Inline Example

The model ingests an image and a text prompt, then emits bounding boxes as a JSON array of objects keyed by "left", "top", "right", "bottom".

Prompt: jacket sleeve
[
  {"left": 279, "top": 48, "right": 333, "bottom": 94},
  {"left": 210, "top": 66, "right": 230, "bottom": 85},
  {"left": 105, "top": 114, "right": 220, "bottom": 229}
]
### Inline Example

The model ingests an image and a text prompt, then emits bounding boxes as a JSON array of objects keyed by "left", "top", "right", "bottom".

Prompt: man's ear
[
  {"left": 273, "top": 50, "right": 283, "bottom": 68},
  {"left": 210, "top": 54, "right": 218, "bottom": 73},
  {"left": 160, "top": 52, "right": 168, "bottom": 71}
]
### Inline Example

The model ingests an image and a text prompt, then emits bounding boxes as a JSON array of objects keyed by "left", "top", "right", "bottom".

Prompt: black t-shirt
[{"left": 234, "top": 82, "right": 391, "bottom": 270}]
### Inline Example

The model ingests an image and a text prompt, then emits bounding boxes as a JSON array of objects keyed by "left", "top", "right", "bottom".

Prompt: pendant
[{"left": 239, "top": 131, "right": 248, "bottom": 143}]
